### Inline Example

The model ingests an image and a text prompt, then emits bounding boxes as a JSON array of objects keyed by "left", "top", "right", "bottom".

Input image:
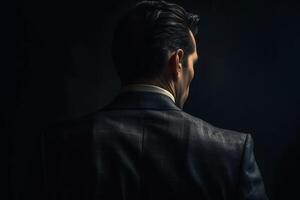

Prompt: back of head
[{"left": 112, "top": 0, "right": 199, "bottom": 85}]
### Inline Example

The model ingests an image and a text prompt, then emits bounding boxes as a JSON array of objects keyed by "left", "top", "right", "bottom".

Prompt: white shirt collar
[{"left": 120, "top": 84, "right": 175, "bottom": 103}]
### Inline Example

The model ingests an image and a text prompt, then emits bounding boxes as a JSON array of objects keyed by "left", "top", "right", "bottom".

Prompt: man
[{"left": 42, "top": 1, "right": 269, "bottom": 199}]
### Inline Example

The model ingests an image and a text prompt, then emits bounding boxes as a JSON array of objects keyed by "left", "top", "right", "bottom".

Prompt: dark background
[{"left": 7, "top": 0, "right": 299, "bottom": 199}]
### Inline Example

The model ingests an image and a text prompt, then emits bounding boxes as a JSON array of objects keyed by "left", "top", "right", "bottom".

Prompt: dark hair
[{"left": 112, "top": 0, "right": 200, "bottom": 84}]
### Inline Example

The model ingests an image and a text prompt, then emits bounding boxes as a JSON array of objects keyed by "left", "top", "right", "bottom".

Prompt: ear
[
  {"left": 175, "top": 49, "right": 184, "bottom": 71},
  {"left": 168, "top": 49, "right": 184, "bottom": 80}
]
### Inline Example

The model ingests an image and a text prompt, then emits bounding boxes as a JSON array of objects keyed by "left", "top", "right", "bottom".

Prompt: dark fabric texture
[{"left": 42, "top": 91, "right": 268, "bottom": 200}]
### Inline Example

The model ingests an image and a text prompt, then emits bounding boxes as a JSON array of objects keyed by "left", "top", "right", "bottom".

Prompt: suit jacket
[{"left": 42, "top": 91, "right": 269, "bottom": 200}]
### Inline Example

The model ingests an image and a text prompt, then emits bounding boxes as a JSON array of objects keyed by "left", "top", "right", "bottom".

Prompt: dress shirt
[{"left": 120, "top": 84, "right": 175, "bottom": 103}]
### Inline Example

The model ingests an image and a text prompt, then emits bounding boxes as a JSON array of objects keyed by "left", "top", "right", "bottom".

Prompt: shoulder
[{"left": 179, "top": 110, "right": 248, "bottom": 154}]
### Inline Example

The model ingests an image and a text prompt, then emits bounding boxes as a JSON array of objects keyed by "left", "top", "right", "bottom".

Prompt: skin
[
  {"left": 125, "top": 30, "right": 198, "bottom": 109},
  {"left": 171, "top": 30, "right": 198, "bottom": 109}
]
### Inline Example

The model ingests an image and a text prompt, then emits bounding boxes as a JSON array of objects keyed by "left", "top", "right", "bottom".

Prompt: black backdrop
[{"left": 8, "top": 0, "right": 300, "bottom": 199}]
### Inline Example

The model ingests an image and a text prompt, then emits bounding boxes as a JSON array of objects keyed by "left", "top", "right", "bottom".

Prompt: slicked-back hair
[{"left": 112, "top": 0, "right": 200, "bottom": 84}]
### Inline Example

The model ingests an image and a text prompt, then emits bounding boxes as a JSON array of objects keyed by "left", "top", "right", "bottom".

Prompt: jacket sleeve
[{"left": 237, "top": 134, "right": 269, "bottom": 200}]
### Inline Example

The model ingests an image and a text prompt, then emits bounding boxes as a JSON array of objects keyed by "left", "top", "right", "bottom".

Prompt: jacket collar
[{"left": 101, "top": 91, "right": 181, "bottom": 111}]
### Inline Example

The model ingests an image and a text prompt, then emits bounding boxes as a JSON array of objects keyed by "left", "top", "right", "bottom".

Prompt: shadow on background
[{"left": 7, "top": 0, "right": 300, "bottom": 199}]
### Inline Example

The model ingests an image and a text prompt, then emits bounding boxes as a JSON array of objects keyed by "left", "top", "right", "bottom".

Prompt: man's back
[{"left": 43, "top": 91, "right": 268, "bottom": 200}]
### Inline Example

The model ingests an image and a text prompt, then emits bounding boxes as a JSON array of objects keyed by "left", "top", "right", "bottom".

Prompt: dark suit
[{"left": 42, "top": 91, "right": 268, "bottom": 200}]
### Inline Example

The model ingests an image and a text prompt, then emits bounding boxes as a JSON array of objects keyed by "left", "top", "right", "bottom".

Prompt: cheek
[
  {"left": 190, "top": 67, "right": 194, "bottom": 80},
  {"left": 188, "top": 61, "right": 194, "bottom": 81}
]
